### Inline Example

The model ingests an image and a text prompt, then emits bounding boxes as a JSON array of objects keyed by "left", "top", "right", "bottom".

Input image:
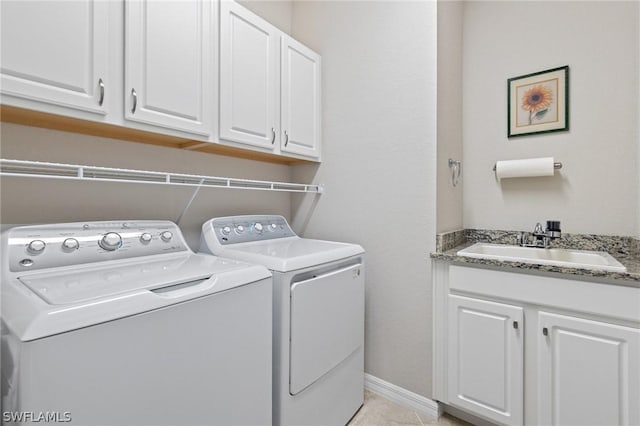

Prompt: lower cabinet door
[
  {"left": 448, "top": 294, "right": 524, "bottom": 426},
  {"left": 538, "top": 311, "right": 640, "bottom": 426}
]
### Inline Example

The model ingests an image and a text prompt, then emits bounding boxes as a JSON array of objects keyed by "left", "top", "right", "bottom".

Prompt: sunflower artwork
[
  {"left": 521, "top": 84, "right": 553, "bottom": 125},
  {"left": 508, "top": 66, "right": 569, "bottom": 137}
]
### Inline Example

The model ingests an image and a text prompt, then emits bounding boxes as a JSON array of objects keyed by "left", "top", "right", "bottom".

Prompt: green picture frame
[{"left": 508, "top": 65, "right": 569, "bottom": 138}]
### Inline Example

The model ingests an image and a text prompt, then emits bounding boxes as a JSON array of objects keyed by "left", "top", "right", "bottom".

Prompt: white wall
[
  {"left": 436, "top": 0, "right": 464, "bottom": 233},
  {"left": 290, "top": 1, "right": 437, "bottom": 397},
  {"left": 462, "top": 1, "right": 639, "bottom": 236},
  {"left": 0, "top": 123, "right": 291, "bottom": 249}
]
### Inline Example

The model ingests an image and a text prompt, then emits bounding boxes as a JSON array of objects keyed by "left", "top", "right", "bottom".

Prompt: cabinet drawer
[{"left": 450, "top": 265, "right": 640, "bottom": 323}]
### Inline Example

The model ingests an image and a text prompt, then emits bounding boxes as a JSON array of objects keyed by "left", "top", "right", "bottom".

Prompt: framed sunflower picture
[{"left": 508, "top": 65, "right": 569, "bottom": 138}]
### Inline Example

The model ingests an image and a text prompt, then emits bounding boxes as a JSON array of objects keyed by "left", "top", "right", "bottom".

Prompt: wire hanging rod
[{"left": 0, "top": 159, "right": 324, "bottom": 194}]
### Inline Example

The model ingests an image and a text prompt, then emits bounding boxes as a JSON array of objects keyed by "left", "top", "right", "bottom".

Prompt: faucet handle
[{"left": 533, "top": 222, "right": 544, "bottom": 235}]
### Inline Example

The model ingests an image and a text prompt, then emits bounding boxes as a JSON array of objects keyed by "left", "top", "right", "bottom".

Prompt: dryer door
[{"left": 289, "top": 262, "right": 364, "bottom": 395}]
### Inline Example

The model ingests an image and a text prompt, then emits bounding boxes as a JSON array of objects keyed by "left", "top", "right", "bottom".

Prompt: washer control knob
[
  {"left": 253, "top": 222, "right": 263, "bottom": 233},
  {"left": 221, "top": 226, "right": 232, "bottom": 235},
  {"left": 236, "top": 225, "right": 245, "bottom": 233},
  {"left": 269, "top": 223, "right": 277, "bottom": 231},
  {"left": 99, "top": 233, "right": 122, "bottom": 251},
  {"left": 27, "top": 240, "right": 46, "bottom": 254},
  {"left": 62, "top": 238, "right": 79, "bottom": 250},
  {"left": 160, "top": 231, "right": 173, "bottom": 242},
  {"left": 140, "top": 233, "right": 152, "bottom": 243}
]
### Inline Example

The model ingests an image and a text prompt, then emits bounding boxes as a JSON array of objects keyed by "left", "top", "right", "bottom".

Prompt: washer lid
[
  {"left": 2, "top": 253, "right": 271, "bottom": 341},
  {"left": 214, "top": 237, "right": 364, "bottom": 272},
  {"left": 17, "top": 253, "right": 252, "bottom": 305}
]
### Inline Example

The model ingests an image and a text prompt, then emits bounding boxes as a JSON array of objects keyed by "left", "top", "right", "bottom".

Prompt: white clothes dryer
[
  {"left": 200, "top": 215, "right": 365, "bottom": 426},
  {"left": 1, "top": 220, "right": 272, "bottom": 426}
]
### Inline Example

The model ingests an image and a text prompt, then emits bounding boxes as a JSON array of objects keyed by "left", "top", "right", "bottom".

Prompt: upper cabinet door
[
  {"left": 0, "top": 0, "right": 109, "bottom": 114},
  {"left": 125, "top": 0, "right": 213, "bottom": 136},
  {"left": 280, "top": 36, "right": 321, "bottom": 160},
  {"left": 219, "top": 1, "right": 279, "bottom": 150}
]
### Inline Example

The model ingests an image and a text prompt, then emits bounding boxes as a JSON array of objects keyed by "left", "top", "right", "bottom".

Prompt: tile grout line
[{"left": 415, "top": 410, "right": 426, "bottom": 426}]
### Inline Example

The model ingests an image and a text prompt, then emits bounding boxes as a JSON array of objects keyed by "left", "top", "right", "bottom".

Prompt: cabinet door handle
[
  {"left": 284, "top": 130, "right": 289, "bottom": 146},
  {"left": 98, "top": 78, "right": 105, "bottom": 106},
  {"left": 542, "top": 327, "right": 548, "bottom": 336},
  {"left": 513, "top": 321, "right": 518, "bottom": 329},
  {"left": 271, "top": 127, "right": 276, "bottom": 144},
  {"left": 131, "top": 88, "right": 138, "bottom": 114}
]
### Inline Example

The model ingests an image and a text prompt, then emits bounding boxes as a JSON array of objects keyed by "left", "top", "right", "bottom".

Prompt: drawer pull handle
[
  {"left": 271, "top": 127, "right": 276, "bottom": 144},
  {"left": 284, "top": 130, "right": 289, "bottom": 146},
  {"left": 543, "top": 327, "right": 548, "bottom": 336}
]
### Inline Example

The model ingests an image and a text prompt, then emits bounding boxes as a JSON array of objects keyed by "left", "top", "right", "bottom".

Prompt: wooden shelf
[{"left": 0, "top": 105, "right": 313, "bottom": 165}]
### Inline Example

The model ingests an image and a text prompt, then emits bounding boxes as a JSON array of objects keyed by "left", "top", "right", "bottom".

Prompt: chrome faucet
[{"left": 517, "top": 221, "right": 562, "bottom": 249}]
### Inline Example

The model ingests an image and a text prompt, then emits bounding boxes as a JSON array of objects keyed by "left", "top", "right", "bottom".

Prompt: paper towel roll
[{"left": 495, "top": 157, "right": 555, "bottom": 179}]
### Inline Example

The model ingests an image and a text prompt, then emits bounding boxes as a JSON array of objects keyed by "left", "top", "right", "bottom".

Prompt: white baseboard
[{"left": 364, "top": 373, "right": 443, "bottom": 420}]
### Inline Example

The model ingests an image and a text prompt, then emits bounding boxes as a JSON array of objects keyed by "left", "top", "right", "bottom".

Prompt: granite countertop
[{"left": 431, "top": 229, "right": 640, "bottom": 284}]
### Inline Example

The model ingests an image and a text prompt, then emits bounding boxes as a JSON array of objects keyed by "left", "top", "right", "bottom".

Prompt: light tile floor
[{"left": 347, "top": 390, "right": 473, "bottom": 426}]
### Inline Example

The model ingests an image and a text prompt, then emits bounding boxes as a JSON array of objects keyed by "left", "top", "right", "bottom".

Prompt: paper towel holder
[{"left": 492, "top": 161, "right": 562, "bottom": 172}]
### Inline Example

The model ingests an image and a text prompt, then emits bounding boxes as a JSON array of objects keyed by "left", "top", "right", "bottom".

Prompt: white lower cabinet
[
  {"left": 448, "top": 295, "right": 523, "bottom": 426},
  {"left": 538, "top": 312, "right": 640, "bottom": 426},
  {"left": 434, "top": 264, "right": 640, "bottom": 426}
]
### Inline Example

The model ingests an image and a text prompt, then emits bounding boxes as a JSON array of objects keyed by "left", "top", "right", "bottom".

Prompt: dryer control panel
[
  {"left": 206, "top": 215, "right": 296, "bottom": 245},
  {"left": 6, "top": 221, "right": 189, "bottom": 272}
]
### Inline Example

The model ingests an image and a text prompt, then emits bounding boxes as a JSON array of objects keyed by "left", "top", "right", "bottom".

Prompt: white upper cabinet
[
  {"left": 219, "top": 1, "right": 279, "bottom": 150},
  {"left": 125, "top": 0, "right": 214, "bottom": 136},
  {"left": 280, "top": 36, "right": 321, "bottom": 159},
  {"left": 0, "top": 0, "right": 109, "bottom": 114},
  {"left": 1, "top": 0, "right": 319, "bottom": 163},
  {"left": 219, "top": 1, "right": 321, "bottom": 160}
]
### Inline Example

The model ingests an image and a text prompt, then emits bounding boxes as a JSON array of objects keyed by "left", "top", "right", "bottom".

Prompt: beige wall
[
  {"left": 462, "top": 1, "right": 639, "bottom": 236},
  {"left": 290, "top": 1, "right": 437, "bottom": 397},
  {"left": 436, "top": 1, "right": 464, "bottom": 233},
  {"left": 0, "top": 124, "right": 291, "bottom": 249},
  {"left": 238, "top": 0, "right": 292, "bottom": 34}
]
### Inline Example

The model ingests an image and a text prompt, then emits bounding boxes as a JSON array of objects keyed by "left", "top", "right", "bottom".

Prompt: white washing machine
[
  {"left": 200, "top": 215, "right": 365, "bottom": 426},
  {"left": 1, "top": 220, "right": 272, "bottom": 426}
]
